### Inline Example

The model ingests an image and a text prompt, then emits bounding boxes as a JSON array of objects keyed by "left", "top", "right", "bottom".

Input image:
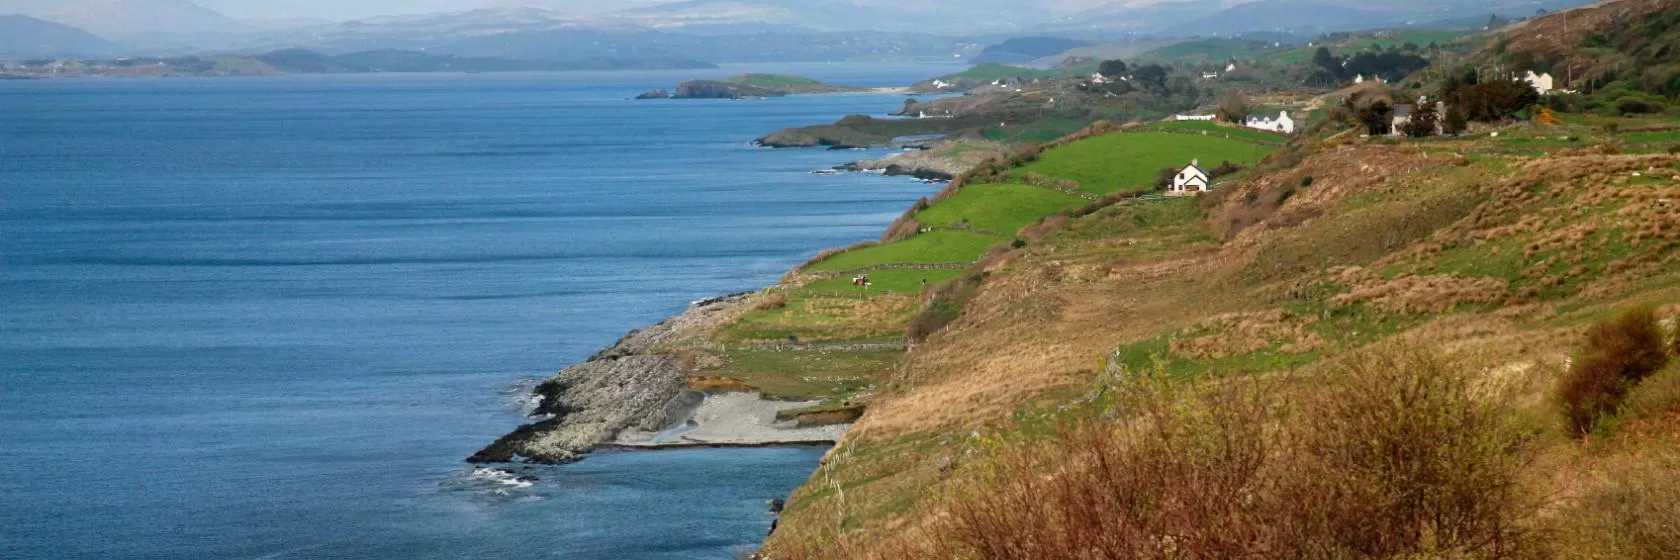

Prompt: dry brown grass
[
  {"left": 1333, "top": 267, "right": 1512, "bottom": 313},
  {"left": 904, "top": 344, "right": 1542, "bottom": 560}
]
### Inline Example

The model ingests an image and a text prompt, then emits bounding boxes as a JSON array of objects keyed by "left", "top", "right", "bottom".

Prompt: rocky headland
[
  {"left": 638, "top": 73, "right": 868, "bottom": 100},
  {"left": 468, "top": 293, "right": 857, "bottom": 464}
]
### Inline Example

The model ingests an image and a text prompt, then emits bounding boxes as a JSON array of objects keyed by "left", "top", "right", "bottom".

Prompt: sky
[{"left": 195, "top": 0, "right": 642, "bottom": 20}]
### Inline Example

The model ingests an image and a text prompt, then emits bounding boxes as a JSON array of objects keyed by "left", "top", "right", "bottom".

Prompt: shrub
[
  {"left": 921, "top": 344, "right": 1539, "bottom": 559},
  {"left": 1010, "top": 238, "right": 1027, "bottom": 249},
  {"left": 1153, "top": 166, "right": 1178, "bottom": 190},
  {"left": 752, "top": 292, "right": 788, "bottom": 311},
  {"left": 1208, "top": 160, "right": 1245, "bottom": 178},
  {"left": 1668, "top": 144, "right": 1680, "bottom": 155},
  {"left": 1300, "top": 175, "right": 1314, "bottom": 188},
  {"left": 905, "top": 273, "right": 984, "bottom": 343},
  {"left": 1557, "top": 306, "right": 1670, "bottom": 436},
  {"left": 1550, "top": 451, "right": 1680, "bottom": 559}
]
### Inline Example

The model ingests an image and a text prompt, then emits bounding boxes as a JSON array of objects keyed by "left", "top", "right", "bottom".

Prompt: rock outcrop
[{"left": 467, "top": 295, "right": 748, "bottom": 463}]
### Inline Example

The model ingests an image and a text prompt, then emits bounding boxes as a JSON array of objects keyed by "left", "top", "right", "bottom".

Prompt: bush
[
  {"left": 905, "top": 274, "right": 983, "bottom": 343},
  {"left": 1668, "top": 144, "right": 1680, "bottom": 155},
  {"left": 1551, "top": 451, "right": 1680, "bottom": 559},
  {"left": 1153, "top": 166, "right": 1180, "bottom": 190},
  {"left": 751, "top": 292, "right": 788, "bottom": 311},
  {"left": 1614, "top": 95, "right": 1666, "bottom": 116},
  {"left": 921, "top": 344, "right": 1539, "bottom": 559},
  {"left": 1557, "top": 306, "right": 1671, "bottom": 436},
  {"left": 1301, "top": 175, "right": 1314, "bottom": 188},
  {"left": 1010, "top": 238, "right": 1027, "bottom": 249}
]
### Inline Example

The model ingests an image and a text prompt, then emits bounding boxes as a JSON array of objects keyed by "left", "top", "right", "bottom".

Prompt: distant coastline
[{"left": 0, "top": 49, "right": 716, "bottom": 80}]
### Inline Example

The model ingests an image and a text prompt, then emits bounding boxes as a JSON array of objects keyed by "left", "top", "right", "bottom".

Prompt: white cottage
[
  {"left": 1169, "top": 159, "right": 1212, "bottom": 196},
  {"left": 1245, "top": 110, "right": 1295, "bottom": 134},
  {"left": 1175, "top": 114, "right": 1217, "bottom": 121},
  {"left": 1524, "top": 71, "right": 1555, "bottom": 95}
]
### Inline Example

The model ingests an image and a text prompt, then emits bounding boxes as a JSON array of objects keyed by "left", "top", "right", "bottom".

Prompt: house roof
[{"left": 1182, "top": 162, "right": 1210, "bottom": 177}]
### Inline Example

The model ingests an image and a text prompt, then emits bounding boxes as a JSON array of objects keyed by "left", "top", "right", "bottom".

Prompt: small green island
[{"left": 637, "top": 73, "right": 871, "bottom": 100}]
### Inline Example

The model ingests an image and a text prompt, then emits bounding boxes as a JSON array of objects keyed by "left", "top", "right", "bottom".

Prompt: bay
[{"left": 0, "top": 63, "right": 955, "bottom": 559}]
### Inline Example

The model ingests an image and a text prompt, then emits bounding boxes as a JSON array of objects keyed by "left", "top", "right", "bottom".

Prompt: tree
[
  {"left": 1402, "top": 102, "right": 1439, "bottom": 137},
  {"left": 1443, "top": 103, "right": 1469, "bottom": 135},
  {"left": 1216, "top": 91, "right": 1252, "bottom": 124},
  {"left": 1456, "top": 78, "right": 1540, "bottom": 121},
  {"left": 1131, "top": 63, "right": 1169, "bottom": 92},
  {"left": 1344, "top": 92, "right": 1394, "bottom": 135},
  {"left": 1312, "top": 46, "right": 1339, "bottom": 78},
  {"left": 1098, "top": 59, "right": 1128, "bottom": 78},
  {"left": 1154, "top": 166, "right": 1180, "bottom": 190}
]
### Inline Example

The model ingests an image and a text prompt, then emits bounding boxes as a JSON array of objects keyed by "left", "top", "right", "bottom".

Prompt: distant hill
[
  {"left": 10, "top": 0, "right": 249, "bottom": 40},
  {"left": 251, "top": 49, "right": 715, "bottom": 74},
  {"left": 0, "top": 14, "right": 117, "bottom": 57},
  {"left": 972, "top": 37, "right": 1090, "bottom": 65},
  {"left": 1476, "top": 0, "right": 1678, "bottom": 101}
]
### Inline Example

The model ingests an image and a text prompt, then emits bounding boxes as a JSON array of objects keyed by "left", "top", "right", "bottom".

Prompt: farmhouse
[
  {"left": 1244, "top": 110, "right": 1295, "bottom": 134},
  {"left": 1168, "top": 159, "right": 1212, "bottom": 196},
  {"left": 1524, "top": 71, "right": 1555, "bottom": 95},
  {"left": 1391, "top": 104, "right": 1413, "bottom": 136},
  {"left": 1175, "top": 114, "right": 1217, "bottom": 121}
]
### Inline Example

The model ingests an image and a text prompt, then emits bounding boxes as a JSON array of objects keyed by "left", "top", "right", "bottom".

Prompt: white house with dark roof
[
  {"left": 1245, "top": 110, "right": 1295, "bottom": 134},
  {"left": 1169, "top": 159, "right": 1212, "bottom": 196}
]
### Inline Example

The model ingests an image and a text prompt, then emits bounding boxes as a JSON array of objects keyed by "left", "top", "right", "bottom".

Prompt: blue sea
[{"left": 0, "top": 64, "right": 954, "bottom": 559}]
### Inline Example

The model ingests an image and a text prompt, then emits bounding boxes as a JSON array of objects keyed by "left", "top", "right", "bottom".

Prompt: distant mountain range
[
  {"left": 0, "top": 0, "right": 1605, "bottom": 61},
  {"left": 0, "top": 14, "right": 118, "bottom": 57}
]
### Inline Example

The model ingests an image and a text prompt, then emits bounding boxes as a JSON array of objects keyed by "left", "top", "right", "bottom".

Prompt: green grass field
[
  {"left": 1143, "top": 120, "right": 1289, "bottom": 145},
  {"left": 1012, "top": 131, "right": 1274, "bottom": 195},
  {"left": 806, "top": 230, "right": 1000, "bottom": 272},
  {"left": 985, "top": 117, "right": 1100, "bottom": 143},
  {"left": 914, "top": 184, "right": 1085, "bottom": 235}
]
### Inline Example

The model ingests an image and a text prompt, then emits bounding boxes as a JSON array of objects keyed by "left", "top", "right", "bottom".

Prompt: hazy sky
[{"left": 193, "top": 0, "right": 671, "bottom": 20}]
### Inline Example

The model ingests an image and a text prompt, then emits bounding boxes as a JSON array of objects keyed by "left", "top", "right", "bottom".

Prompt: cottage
[
  {"left": 1175, "top": 114, "right": 1217, "bottom": 121},
  {"left": 1201, "top": 71, "right": 1220, "bottom": 80},
  {"left": 1390, "top": 104, "right": 1413, "bottom": 136},
  {"left": 1168, "top": 159, "right": 1212, "bottom": 196},
  {"left": 1244, "top": 110, "right": 1295, "bottom": 134},
  {"left": 1524, "top": 71, "right": 1555, "bottom": 95}
]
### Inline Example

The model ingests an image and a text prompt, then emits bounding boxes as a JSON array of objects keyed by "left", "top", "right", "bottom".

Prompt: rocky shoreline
[{"left": 468, "top": 294, "right": 850, "bottom": 464}]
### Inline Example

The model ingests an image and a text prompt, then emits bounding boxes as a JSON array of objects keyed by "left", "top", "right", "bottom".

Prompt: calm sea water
[{"left": 0, "top": 64, "right": 955, "bottom": 559}]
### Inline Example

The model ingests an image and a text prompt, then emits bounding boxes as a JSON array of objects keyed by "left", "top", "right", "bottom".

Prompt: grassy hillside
[
  {"left": 913, "top": 183, "right": 1086, "bottom": 235},
  {"left": 804, "top": 231, "right": 999, "bottom": 273},
  {"left": 731, "top": 36, "right": 1680, "bottom": 548},
  {"left": 1011, "top": 130, "right": 1272, "bottom": 195}
]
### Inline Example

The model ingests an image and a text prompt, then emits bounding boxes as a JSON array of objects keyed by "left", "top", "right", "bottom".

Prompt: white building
[
  {"left": 1175, "top": 114, "right": 1217, "bottom": 121},
  {"left": 1245, "top": 110, "right": 1295, "bottom": 134},
  {"left": 1524, "top": 71, "right": 1555, "bottom": 95},
  {"left": 1169, "top": 159, "right": 1212, "bottom": 196},
  {"left": 1201, "top": 71, "right": 1220, "bottom": 80}
]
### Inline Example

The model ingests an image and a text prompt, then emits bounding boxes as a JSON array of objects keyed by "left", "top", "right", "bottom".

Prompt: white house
[
  {"left": 1169, "top": 159, "right": 1212, "bottom": 196},
  {"left": 1245, "top": 110, "right": 1295, "bottom": 134},
  {"left": 1175, "top": 114, "right": 1217, "bottom": 121},
  {"left": 1090, "top": 73, "right": 1111, "bottom": 85},
  {"left": 1201, "top": 71, "right": 1220, "bottom": 80},
  {"left": 1524, "top": 71, "right": 1555, "bottom": 95}
]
